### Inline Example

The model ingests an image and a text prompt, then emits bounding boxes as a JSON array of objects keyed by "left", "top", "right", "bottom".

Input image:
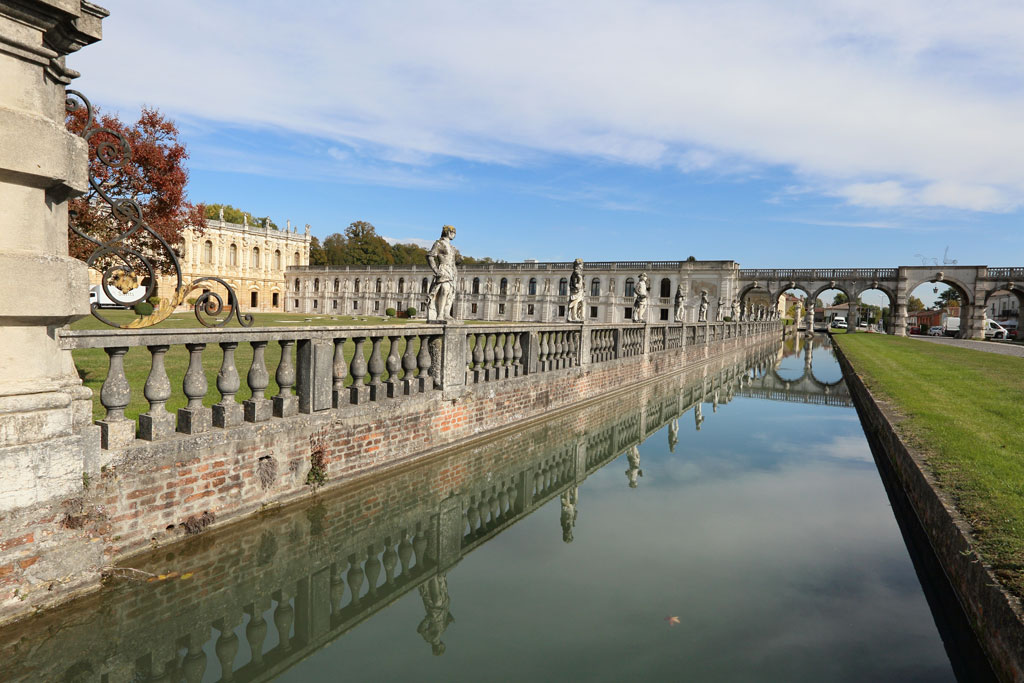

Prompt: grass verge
[{"left": 833, "top": 333, "right": 1024, "bottom": 598}]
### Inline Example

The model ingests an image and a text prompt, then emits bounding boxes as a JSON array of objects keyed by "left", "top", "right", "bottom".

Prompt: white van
[
  {"left": 984, "top": 319, "right": 1009, "bottom": 340},
  {"left": 832, "top": 316, "right": 847, "bottom": 329},
  {"left": 89, "top": 284, "right": 147, "bottom": 309}
]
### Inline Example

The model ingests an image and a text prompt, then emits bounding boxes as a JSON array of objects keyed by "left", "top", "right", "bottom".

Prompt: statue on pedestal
[
  {"left": 731, "top": 298, "right": 740, "bottom": 321},
  {"left": 716, "top": 297, "right": 725, "bottom": 322},
  {"left": 425, "top": 225, "right": 458, "bottom": 322},
  {"left": 674, "top": 284, "right": 686, "bottom": 322},
  {"left": 567, "top": 258, "right": 585, "bottom": 322},
  {"left": 632, "top": 272, "right": 649, "bottom": 323},
  {"left": 698, "top": 290, "right": 709, "bottom": 323}
]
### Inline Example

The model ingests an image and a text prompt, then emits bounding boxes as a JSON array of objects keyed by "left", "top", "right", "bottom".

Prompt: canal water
[{"left": 0, "top": 336, "right": 994, "bottom": 682}]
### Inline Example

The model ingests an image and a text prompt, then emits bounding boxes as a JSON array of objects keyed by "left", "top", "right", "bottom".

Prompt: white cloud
[{"left": 72, "top": 0, "right": 1024, "bottom": 212}]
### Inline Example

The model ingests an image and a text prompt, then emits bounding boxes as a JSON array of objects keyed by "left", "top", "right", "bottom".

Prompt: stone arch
[
  {"left": 904, "top": 274, "right": 973, "bottom": 306},
  {"left": 854, "top": 282, "right": 897, "bottom": 333}
]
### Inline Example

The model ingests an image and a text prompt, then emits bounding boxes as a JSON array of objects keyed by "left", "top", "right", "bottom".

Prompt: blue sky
[{"left": 71, "top": 1, "right": 1024, "bottom": 268}]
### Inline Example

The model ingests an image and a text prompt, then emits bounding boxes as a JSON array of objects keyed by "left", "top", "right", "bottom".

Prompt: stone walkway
[{"left": 909, "top": 335, "right": 1024, "bottom": 358}]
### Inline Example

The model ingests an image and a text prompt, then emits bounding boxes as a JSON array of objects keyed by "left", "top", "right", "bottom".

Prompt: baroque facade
[
  {"left": 89, "top": 216, "right": 312, "bottom": 312},
  {"left": 285, "top": 260, "right": 740, "bottom": 323}
]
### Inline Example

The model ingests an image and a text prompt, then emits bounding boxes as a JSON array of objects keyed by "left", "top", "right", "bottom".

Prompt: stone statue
[
  {"left": 485, "top": 278, "right": 493, "bottom": 294},
  {"left": 560, "top": 486, "right": 579, "bottom": 543},
  {"left": 674, "top": 284, "right": 686, "bottom": 322},
  {"left": 567, "top": 258, "right": 585, "bottom": 322},
  {"left": 514, "top": 278, "right": 522, "bottom": 294},
  {"left": 716, "top": 297, "right": 725, "bottom": 322},
  {"left": 218, "top": 207, "right": 225, "bottom": 221},
  {"left": 731, "top": 298, "right": 740, "bottom": 321},
  {"left": 632, "top": 272, "right": 649, "bottom": 323},
  {"left": 544, "top": 278, "right": 552, "bottom": 294},
  {"left": 625, "top": 446, "right": 643, "bottom": 488},
  {"left": 417, "top": 574, "right": 455, "bottom": 656},
  {"left": 668, "top": 418, "right": 679, "bottom": 453},
  {"left": 425, "top": 225, "right": 459, "bottom": 322},
  {"left": 694, "top": 403, "right": 703, "bottom": 431},
  {"left": 698, "top": 290, "right": 709, "bottom": 323}
]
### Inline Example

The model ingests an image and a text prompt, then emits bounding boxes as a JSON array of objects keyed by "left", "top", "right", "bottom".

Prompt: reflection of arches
[{"left": 768, "top": 364, "right": 844, "bottom": 391}]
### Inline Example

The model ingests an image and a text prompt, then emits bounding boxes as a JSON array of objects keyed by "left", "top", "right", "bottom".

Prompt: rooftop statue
[
  {"left": 731, "top": 298, "right": 740, "bottom": 321},
  {"left": 674, "top": 284, "right": 686, "bottom": 322},
  {"left": 632, "top": 272, "right": 650, "bottom": 324},
  {"left": 698, "top": 290, "right": 709, "bottom": 323},
  {"left": 425, "top": 225, "right": 459, "bottom": 322},
  {"left": 716, "top": 297, "right": 725, "bottom": 322},
  {"left": 567, "top": 259, "right": 585, "bottom": 322}
]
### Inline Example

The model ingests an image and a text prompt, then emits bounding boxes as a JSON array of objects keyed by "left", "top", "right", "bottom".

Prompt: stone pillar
[
  {"left": 0, "top": 1, "right": 106, "bottom": 513},
  {"left": 893, "top": 269, "right": 909, "bottom": 336},
  {"left": 439, "top": 322, "right": 466, "bottom": 397},
  {"left": 847, "top": 302, "right": 858, "bottom": 333}
]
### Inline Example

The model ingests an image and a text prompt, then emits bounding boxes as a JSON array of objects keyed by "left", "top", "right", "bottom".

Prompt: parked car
[
  {"left": 832, "top": 317, "right": 847, "bottom": 329},
  {"left": 928, "top": 325, "right": 945, "bottom": 336},
  {"left": 858, "top": 320, "right": 869, "bottom": 329},
  {"left": 907, "top": 325, "right": 922, "bottom": 335},
  {"left": 984, "top": 319, "right": 1009, "bottom": 340},
  {"left": 1005, "top": 324, "right": 1019, "bottom": 340}
]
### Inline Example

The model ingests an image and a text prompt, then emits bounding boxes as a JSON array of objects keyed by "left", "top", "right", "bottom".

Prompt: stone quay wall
[
  {"left": 0, "top": 320, "right": 778, "bottom": 624},
  {"left": 833, "top": 341, "right": 1024, "bottom": 682}
]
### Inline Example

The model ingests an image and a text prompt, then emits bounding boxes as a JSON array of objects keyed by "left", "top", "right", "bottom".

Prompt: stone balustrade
[{"left": 59, "top": 320, "right": 779, "bottom": 451}]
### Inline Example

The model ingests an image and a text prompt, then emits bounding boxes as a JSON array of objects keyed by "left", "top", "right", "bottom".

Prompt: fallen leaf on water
[
  {"left": 665, "top": 616, "right": 680, "bottom": 626},
  {"left": 180, "top": 572, "right": 193, "bottom": 580}
]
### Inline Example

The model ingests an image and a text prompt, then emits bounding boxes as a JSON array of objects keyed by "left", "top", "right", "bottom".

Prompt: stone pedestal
[
  {"left": 0, "top": 1, "right": 107, "bottom": 513},
  {"left": 244, "top": 397, "right": 272, "bottom": 422},
  {"left": 139, "top": 410, "right": 175, "bottom": 441}
]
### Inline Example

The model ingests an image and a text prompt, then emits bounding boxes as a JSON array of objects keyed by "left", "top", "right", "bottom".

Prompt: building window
[
  {"left": 250, "top": 291, "right": 258, "bottom": 307},
  {"left": 313, "top": 278, "right": 319, "bottom": 292},
  {"left": 660, "top": 278, "right": 671, "bottom": 298},
  {"left": 294, "top": 299, "right": 299, "bottom": 307},
  {"left": 558, "top": 305, "right": 566, "bottom": 317},
  {"left": 272, "top": 293, "right": 279, "bottom": 307},
  {"left": 472, "top": 277, "right": 480, "bottom": 294},
  {"left": 313, "top": 300, "right": 318, "bottom": 309},
  {"left": 203, "top": 240, "right": 213, "bottom": 264},
  {"left": 251, "top": 247, "right": 260, "bottom": 268},
  {"left": 376, "top": 278, "right": 382, "bottom": 293},
  {"left": 353, "top": 301, "right": 358, "bottom": 310},
  {"left": 471, "top": 303, "right": 478, "bottom": 314},
  {"left": 421, "top": 277, "right": 429, "bottom": 294},
  {"left": 334, "top": 278, "right": 339, "bottom": 292},
  {"left": 528, "top": 304, "right": 535, "bottom": 315},
  {"left": 624, "top": 307, "right": 633, "bottom": 320},
  {"left": 500, "top": 278, "right": 508, "bottom": 295},
  {"left": 499, "top": 303, "right": 506, "bottom": 315},
  {"left": 398, "top": 278, "right": 405, "bottom": 293},
  {"left": 590, "top": 306, "right": 598, "bottom": 318},
  {"left": 528, "top": 278, "right": 537, "bottom": 295},
  {"left": 293, "top": 251, "right": 300, "bottom": 266},
  {"left": 355, "top": 278, "right": 361, "bottom": 293},
  {"left": 229, "top": 243, "right": 238, "bottom": 266},
  {"left": 660, "top": 308, "right": 669, "bottom": 321},
  {"left": 294, "top": 278, "right": 300, "bottom": 292},
  {"left": 591, "top": 278, "right": 601, "bottom": 296},
  {"left": 558, "top": 278, "right": 568, "bottom": 296},
  {"left": 333, "top": 299, "right": 338, "bottom": 309},
  {"left": 374, "top": 300, "right": 380, "bottom": 311},
  {"left": 274, "top": 250, "right": 281, "bottom": 270}
]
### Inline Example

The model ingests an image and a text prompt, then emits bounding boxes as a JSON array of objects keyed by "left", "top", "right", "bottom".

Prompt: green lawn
[{"left": 834, "top": 333, "right": 1024, "bottom": 597}]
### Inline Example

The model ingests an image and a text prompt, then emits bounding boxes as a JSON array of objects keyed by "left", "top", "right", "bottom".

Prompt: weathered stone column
[
  {"left": 0, "top": 1, "right": 106, "bottom": 512},
  {"left": 893, "top": 268, "right": 909, "bottom": 336}
]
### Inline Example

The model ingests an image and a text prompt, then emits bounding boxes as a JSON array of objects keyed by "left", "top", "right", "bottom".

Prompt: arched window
[
  {"left": 558, "top": 278, "right": 568, "bottom": 297},
  {"left": 333, "top": 278, "right": 339, "bottom": 292},
  {"left": 472, "top": 277, "right": 480, "bottom": 294},
  {"left": 625, "top": 278, "right": 635, "bottom": 298},
  {"left": 421, "top": 277, "right": 429, "bottom": 293},
  {"left": 355, "top": 278, "right": 361, "bottom": 293},
  {"left": 294, "top": 278, "right": 300, "bottom": 292},
  {"left": 375, "top": 278, "right": 382, "bottom": 293},
  {"left": 293, "top": 251, "right": 299, "bottom": 266},
  {"left": 500, "top": 278, "right": 508, "bottom": 295},
  {"left": 274, "top": 250, "right": 281, "bottom": 270},
  {"left": 228, "top": 243, "right": 238, "bottom": 266},
  {"left": 313, "top": 278, "right": 319, "bottom": 292},
  {"left": 591, "top": 278, "right": 601, "bottom": 296},
  {"left": 398, "top": 278, "right": 405, "bottom": 293},
  {"left": 528, "top": 278, "right": 537, "bottom": 295},
  {"left": 660, "top": 278, "right": 671, "bottom": 298},
  {"left": 203, "top": 240, "right": 213, "bottom": 264},
  {"left": 251, "top": 247, "right": 260, "bottom": 268}
]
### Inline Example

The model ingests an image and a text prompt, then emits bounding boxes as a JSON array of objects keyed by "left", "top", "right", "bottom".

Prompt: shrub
[
  {"left": 148, "top": 296, "right": 162, "bottom": 305},
  {"left": 723, "top": 316, "right": 732, "bottom": 322},
  {"left": 186, "top": 297, "right": 197, "bottom": 305},
  {"left": 134, "top": 301, "right": 154, "bottom": 316},
  {"left": 385, "top": 307, "right": 396, "bottom": 317},
  {"left": 406, "top": 306, "right": 417, "bottom": 317}
]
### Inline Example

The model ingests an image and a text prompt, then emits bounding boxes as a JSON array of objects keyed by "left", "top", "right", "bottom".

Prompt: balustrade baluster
[
  {"left": 213, "top": 342, "right": 243, "bottom": 428},
  {"left": 467, "top": 497, "right": 481, "bottom": 532},
  {"left": 214, "top": 617, "right": 240, "bottom": 681},
  {"left": 498, "top": 486, "right": 509, "bottom": 515},
  {"left": 412, "top": 528, "right": 427, "bottom": 570},
  {"left": 385, "top": 335, "right": 402, "bottom": 398},
  {"left": 493, "top": 333, "right": 505, "bottom": 379},
  {"left": 539, "top": 332, "right": 550, "bottom": 371},
  {"left": 484, "top": 333, "right": 496, "bottom": 380},
  {"left": 368, "top": 337, "right": 385, "bottom": 400},
  {"left": 418, "top": 336, "right": 433, "bottom": 391},
  {"left": 349, "top": 337, "right": 369, "bottom": 404},
  {"left": 489, "top": 489, "right": 500, "bottom": 522},
  {"left": 273, "top": 340, "right": 298, "bottom": 417},
  {"left": 503, "top": 332, "right": 514, "bottom": 377},
  {"left": 242, "top": 341, "right": 271, "bottom": 422},
  {"left": 472, "top": 332, "right": 485, "bottom": 382},
  {"left": 533, "top": 469, "right": 542, "bottom": 496},
  {"left": 331, "top": 561, "right": 347, "bottom": 615},
  {"left": 398, "top": 531, "right": 413, "bottom": 577},
  {"left": 513, "top": 332, "right": 523, "bottom": 376},
  {"left": 245, "top": 600, "right": 270, "bottom": 667},
  {"left": 139, "top": 345, "right": 173, "bottom": 441},
  {"left": 507, "top": 481, "right": 518, "bottom": 512},
  {"left": 347, "top": 553, "right": 365, "bottom": 606},
  {"left": 402, "top": 336, "right": 418, "bottom": 395},
  {"left": 382, "top": 538, "right": 398, "bottom": 585},
  {"left": 97, "top": 347, "right": 133, "bottom": 449},
  {"left": 365, "top": 544, "right": 382, "bottom": 597},
  {"left": 181, "top": 631, "right": 208, "bottom": 683},
  {"left": 273, "top": 589, "right": 294, "bottom": 652},
  {"left": 178, "top": 343, "right": 211, "bottom": 434}
]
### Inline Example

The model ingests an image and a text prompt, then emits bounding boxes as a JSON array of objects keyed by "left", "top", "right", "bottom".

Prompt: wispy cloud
[{"left": 73, "top": 0, "right": 1024, "bottom": 212}]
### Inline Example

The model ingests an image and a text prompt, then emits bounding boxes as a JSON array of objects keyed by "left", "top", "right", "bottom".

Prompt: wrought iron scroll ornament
[{"left": 65, "top": 90, "right": 252, "bottom": 329}]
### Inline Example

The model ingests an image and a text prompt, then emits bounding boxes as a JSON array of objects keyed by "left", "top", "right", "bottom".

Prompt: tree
[
  {"left": 937, "top": 287, "right": 962, "bottom": 308},
  {"left": 309, "top": 236, "right": 328, "bottom": 266},
  {"left": 907, "top": 296, "right": 925, "bottom": 312},
  {"left": 832, "top": 292, "right": 849, "bottom": 305},
  {"left": 341, "top": 221, "right": 393, "bottom": 265},
  {"left": 67, "top": 105, "right": 204, "bottom": 273},
  {"left": 204, "top": 203, "right": 277, "bottom": 229}
]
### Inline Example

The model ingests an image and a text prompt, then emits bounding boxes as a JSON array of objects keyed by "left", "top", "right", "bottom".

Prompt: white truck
[
  {"left": 943, "top": 317, "right": 960, "bottom": 337},
  {"left": 89, "top": 284, "right": 147, "bottom": 309}
]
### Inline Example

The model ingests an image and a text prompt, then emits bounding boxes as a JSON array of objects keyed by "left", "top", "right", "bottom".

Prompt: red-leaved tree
[{"left": 66, "top": 105, "right": 204, "bottom": 275}]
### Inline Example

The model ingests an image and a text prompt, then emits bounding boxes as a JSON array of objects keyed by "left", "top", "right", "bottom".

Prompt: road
[{"left": 909, "top": 335, "right": 1024, "bottom": 358}]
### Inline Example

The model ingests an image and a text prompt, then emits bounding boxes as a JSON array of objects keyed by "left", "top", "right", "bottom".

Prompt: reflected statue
[
  {"left": 694, "top": 403, "right": 704, "bottom": 431},
  {"left": 698, "top": 290, "right": 709, "bottom": 323},
  {"left": 712, "top": 390, "right": 719, "bottom": 413},
  {"left": 425, "top": 225, "right": 459, "bottom": 322},
  {"left": 417, "top": 574, "right": 455, "bottom": 656},
  {"left": 567, "top": 259, "right": 585, "bottom": 323},
  {"left": 668, "top": 418, "right": 679, "bottom": 452},
  {"left": 625, "top": 446, "right": 643, "bottom": 487},
  {"left": 560, "top": 486, "right": 579, "bottom": 543},
  {"left": 674, "top": 284, "right": 686, "bottom": 322},
  {"left": 632, "top": 272, "right": 650, "bottom": 323}
]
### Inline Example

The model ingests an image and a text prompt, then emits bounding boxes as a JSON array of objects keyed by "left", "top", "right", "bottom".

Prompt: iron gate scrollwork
[{"left": 65, "top": 90, "right": 252, "bottom": 329}]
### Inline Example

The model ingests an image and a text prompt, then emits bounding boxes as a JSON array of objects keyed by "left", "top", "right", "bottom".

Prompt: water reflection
[{"left": 0, "top": 337, "right": 988, "bottom": 681}]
